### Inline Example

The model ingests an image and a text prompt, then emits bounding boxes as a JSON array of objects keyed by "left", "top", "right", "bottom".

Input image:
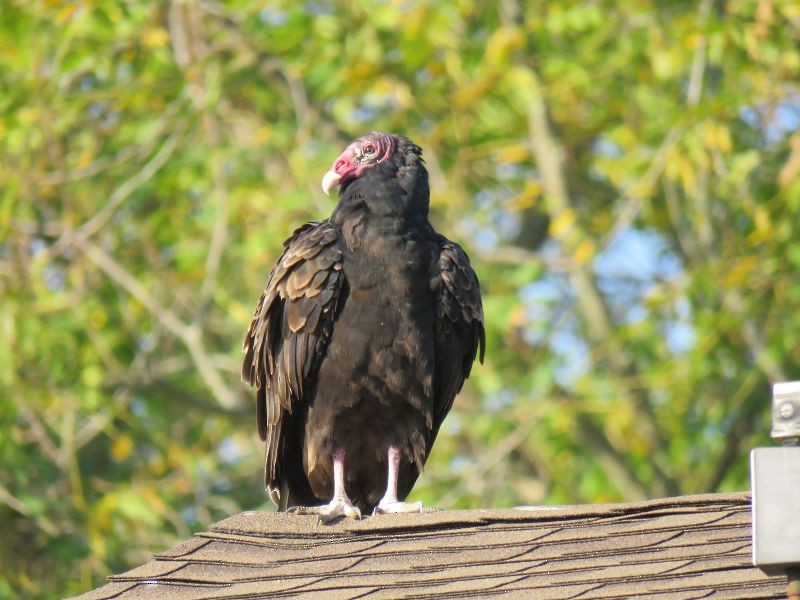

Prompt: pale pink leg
[
  {"left": 373, "top": 446, "right": 423, "bottom": 515},
  {"left": 288, "top": 449, "right": 361, "bottom": 522}
]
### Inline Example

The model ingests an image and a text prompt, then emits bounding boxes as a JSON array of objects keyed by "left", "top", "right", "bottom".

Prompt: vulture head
[{"left": 322, "top": 132, "right": 429, "bottom": 211}]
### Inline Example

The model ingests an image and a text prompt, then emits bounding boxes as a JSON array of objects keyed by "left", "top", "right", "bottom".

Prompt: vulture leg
[
  {"left": 287, "top": 449, "right": 361, "bottom": 522},
  {"left": 373, "top": 446, "right": 423, "bottom": 515}
]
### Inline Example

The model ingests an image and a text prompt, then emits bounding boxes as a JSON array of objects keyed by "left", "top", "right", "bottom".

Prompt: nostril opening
[{"left": 334, "top": 159, "right": 347, "bottom": 172}]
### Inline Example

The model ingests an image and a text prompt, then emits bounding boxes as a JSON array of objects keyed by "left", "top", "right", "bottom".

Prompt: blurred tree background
[{"left": 1, "top": 0, "right": 799, "bottom": 597}]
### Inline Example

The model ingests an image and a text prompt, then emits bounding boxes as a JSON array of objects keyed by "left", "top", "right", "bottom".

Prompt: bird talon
[
  {"left": 373, "top": 500, "right": 424, "bottom": 515},
  {"left": 286, "top": 498, "right": 361, "bottom": 522}
]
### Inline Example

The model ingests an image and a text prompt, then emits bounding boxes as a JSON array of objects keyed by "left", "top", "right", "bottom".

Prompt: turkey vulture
[{"left": 242, "top": 132, "right": 484, "bottom": 520}]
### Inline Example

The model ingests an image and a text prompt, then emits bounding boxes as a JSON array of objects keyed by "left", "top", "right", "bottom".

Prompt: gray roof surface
[{"left": 74, "top": 492, "right": 786, "bottom": 599}]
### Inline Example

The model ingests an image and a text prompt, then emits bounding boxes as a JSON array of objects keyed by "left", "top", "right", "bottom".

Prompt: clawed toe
[
  {"left": 287, "top": 499, "right": 362, "bottom": 522},
  {"left": 373, "top": 500, "right": 424, "bottom": 515}
]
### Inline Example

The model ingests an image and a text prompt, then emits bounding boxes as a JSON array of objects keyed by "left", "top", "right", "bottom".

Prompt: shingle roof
[{"left": 74, "top": 492, "right": 786, "bottom": 599}]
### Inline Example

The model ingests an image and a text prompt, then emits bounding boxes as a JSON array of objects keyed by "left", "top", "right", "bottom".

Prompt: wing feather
[
  {"left": 241, "top": 221, "right": 344, "bottom": 505},
  {"left": 432, "top": 239, "right": 485, "bottom": 430}
]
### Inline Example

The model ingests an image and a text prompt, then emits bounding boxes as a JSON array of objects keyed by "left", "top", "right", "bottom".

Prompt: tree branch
[
  {"left": 435, "top": 418, "right": 539, "bottom": 508},
  {"left": 72, "top": 237, "right": 239, "bottom": 409},
  {"left": 475, "top": 245, "right": 571, "bottom": 271},
  {"left": 601, "top": 126, "right": 684, "bottom": 248},
  {"left": 197, "top": 116, "right": 230, "bottom": 317},
  {"left": 0, "top": 484, "right": 58, "bottom": 536},
  {"left": 41, "top": 98, "right": 186, "bottom": 187},
  {"left": 44, "top": 128, "right": 184, "bottom": 262},
  {"left": 686, "top": 0, "right": 714, "bottom": 108},
  {"left": 577, "top": 414, "right": 649, "bottom": 501},
  {"left": 524, "top": 66, "right": 679, "bottom": 497},
  {"left": 706, "top": 368, "right": 762, "bottom": 492}
]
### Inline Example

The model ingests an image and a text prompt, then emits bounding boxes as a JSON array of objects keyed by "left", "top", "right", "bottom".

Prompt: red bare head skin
[{"left": 321, "top": 132, "right": 395, "bottom": 195}]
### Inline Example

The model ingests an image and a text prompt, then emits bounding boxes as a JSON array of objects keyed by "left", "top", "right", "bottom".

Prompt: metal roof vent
[{"left": 751, "top": 381, "right": 800, "bottom": 598}]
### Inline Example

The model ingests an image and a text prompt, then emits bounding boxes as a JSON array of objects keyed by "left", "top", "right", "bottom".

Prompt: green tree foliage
[{"left": 1, "top": 0, "right": 799, "bottom": 597}]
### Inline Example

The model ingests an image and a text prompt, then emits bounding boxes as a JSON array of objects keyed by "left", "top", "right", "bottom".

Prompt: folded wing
[
  {"left": 241, "top": 221, "right": 344, "bottom": 506},
  {"left": 432, "top": 239, "right": 485, "bottom": 436}
]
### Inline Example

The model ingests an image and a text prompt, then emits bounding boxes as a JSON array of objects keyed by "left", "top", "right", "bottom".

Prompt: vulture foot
[
  {"left": 287, "top": 499, "right": 362, "bottom": 523},
  {"left": 373, "top": 500, "right": 424, "bottom": 515}
]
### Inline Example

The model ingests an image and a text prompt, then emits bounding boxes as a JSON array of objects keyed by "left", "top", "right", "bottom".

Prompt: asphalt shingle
[{"left": 73, "top": 492, "right": 787, "bottom": 599}]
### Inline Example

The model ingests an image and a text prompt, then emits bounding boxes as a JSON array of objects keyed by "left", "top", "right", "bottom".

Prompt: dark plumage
[{"left": 242, "top": 132, "right": 484, "bottom": 519}]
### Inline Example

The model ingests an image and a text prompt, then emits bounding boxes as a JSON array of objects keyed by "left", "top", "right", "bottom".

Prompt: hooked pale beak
[{"left": 321, "top": 170, "right": 341, "bottom": 196}]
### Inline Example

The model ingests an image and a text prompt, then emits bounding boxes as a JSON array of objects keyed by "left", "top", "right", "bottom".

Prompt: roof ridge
[{"left": 75, "top": 492, "right": 789, "bottom": 600}]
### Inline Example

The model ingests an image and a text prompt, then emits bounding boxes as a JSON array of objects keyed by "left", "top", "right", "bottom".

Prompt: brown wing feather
[
  {"left": 432, "top": 239, "right": 485, "bottom": 431},
  {"left": 241, "top": 221, "right": 344, "bottom": 506}
]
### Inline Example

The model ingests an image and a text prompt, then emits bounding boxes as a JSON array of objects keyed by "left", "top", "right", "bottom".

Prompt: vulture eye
[{"left": 362, "top": 143, "right": 378, "bottom": 157}]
